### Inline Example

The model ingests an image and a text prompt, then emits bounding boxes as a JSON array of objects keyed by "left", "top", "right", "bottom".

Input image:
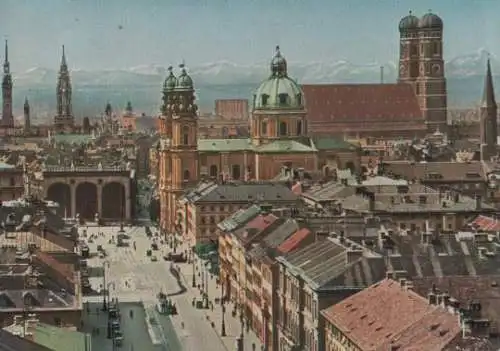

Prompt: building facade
[
  {"left": 0, "top": 163, "right": 23, "bottom": 201},
  {"left": 398, "top": 11, "right": 447, "bottom": 132},
  {"left": 157, "top": 50, "right": 360, "bottom": 233}
]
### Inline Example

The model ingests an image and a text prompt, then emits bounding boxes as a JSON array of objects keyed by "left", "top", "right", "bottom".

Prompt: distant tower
[
  {"left": 415, "top": 11, "right": 448, "bottom": 132},
  {"left": 125, "top": 101, "right": 133, "bottom": 115},
  {"left": 2, "top": 40, "right": 13, "bottom": 127},
  {"left": 54, "top": 45, "right": 74, "bottom": 131},
  {"left": 105, "top": 102, "right": 112, "bottom": 118},
  {"left": 24, "top": 97, "right": 30, "bottom": 132},
  {"left": 398, "top": 11, "right": 420, "bottom": 83},
  {"left": 480, "top": 58, "right": 498, "bottom": 161}
]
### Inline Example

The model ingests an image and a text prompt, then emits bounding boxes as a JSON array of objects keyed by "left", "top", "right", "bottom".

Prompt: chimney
[
  {"left": 475, "top": 195, "right": 482, "bottom": 211},
  {"left": 441, "top": 291, "right": 450, "bottom": 307},
  {"left": 428, "top": 291, "right": 437, "bottom": 305}
]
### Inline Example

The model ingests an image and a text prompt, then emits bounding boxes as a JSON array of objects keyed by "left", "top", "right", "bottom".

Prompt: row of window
[
  {"left": 261, "top": 120, "right": 303, "bottom": 137},
  {"left": 258, "top": 93, "right": 302, "bottom": 107}
]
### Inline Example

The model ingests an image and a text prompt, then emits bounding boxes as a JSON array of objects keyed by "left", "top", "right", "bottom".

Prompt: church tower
[
  {"left": 2, "top": 40, "right": 13, "bottom": 127},
  {"left": 480, "top": 58, "right": 498, "bottom": 161},
  {"left": 415, "top": 11, "right": 448, "bottom": 132},
  {"left": 158, "top": 64, "right": 199, "bottom": 234},
  {"left": 54, "top": 45, "right": 74, "bottom": 131},
  {"left": 398, "top": 11, "right": 420, "bottom": 83},
  {"left": 24, "top": 97, "right": 30, "bottom": 132}
]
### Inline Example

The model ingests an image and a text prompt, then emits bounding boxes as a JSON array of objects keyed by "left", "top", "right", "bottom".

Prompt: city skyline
[{"left": 2, "top": 0, "right": 500, "bottom": 71}]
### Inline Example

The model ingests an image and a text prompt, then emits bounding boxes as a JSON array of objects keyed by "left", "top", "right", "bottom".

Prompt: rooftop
[
  {"left": 321, "top": 278, "right": 461, "bottom": 351},
  {"left": 183, "top": 181, "right": 299, "bottom": 203}
]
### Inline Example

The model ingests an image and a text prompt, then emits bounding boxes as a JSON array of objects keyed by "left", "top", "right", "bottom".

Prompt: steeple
[
  {"left": 105, "top": 102, "right": 112, "bottom": 117},
  {"left": 480, "top": 57, "right": 498, "bottom": 161},
  {"left": 125, "top": 101, "right": 133, "bottom": 114},
  {"left": 60, "top": 45, "right": 67, "bottom": 70},
  {"left": 2, "top": 39, "right": 13, "bottom": 127},
  {"left": 481, "top": 58, "right": 496, "bottom": 108},
  {"left": 3, "top": 40, "right": 9, "bottom": 75},
  {"left": 24, "top": 97, "right": 31, "bottom": 132},
  {"left": 54, "top": 45, "right": 74, "bottom": 130}
]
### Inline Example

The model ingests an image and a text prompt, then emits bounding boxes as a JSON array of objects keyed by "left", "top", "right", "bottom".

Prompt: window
[
  {"left": 183, "top": 170, "right": 190, "bottom": 181},
  {"left": 209, "top": 165, "right": 218, "bottom": 177},
  {"left": 279, "top": 93, "right": 288, "bottom": 105},
  {"left": 182, "top": 126, "right": 189, "bottom": 145},
  {"left": 232, "top": 164, "right": 241, "bottom": 180},
  {"left": 297, "top": 120, "right": 303, "bottom": 135},
  {"left": 296, "top": 93, "right": 302, "bottom": 106},
  {"left": 261, "top": 121, "right": 268, "bottom": 136},
  {"left": 10, "top": 178, "right": 15, "bottom": 186},
  {"left": 201, "top": 217, "right": 206, "bottom": 224},
  {"left": 279, "top": 122, "right": 287, "bottom": 136},
  {"left": 261, "top": 94, "right": 269, "bottom": 106},
  {"left": 210, "top": 216, "right": 216, "bottom": 224}
]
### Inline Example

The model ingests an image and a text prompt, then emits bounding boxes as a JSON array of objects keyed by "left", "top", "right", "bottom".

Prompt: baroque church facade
[{"left": 157, "top": 49, "right": 360, "bottom": 237}]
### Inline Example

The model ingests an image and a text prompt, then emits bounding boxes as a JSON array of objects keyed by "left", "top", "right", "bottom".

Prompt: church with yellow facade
[{"left": 156, "top": 47, "right": 360, "bottom": 233}]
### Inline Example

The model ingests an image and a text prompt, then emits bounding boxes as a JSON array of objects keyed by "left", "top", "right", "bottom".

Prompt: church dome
[
  {"left": 176, "top": 64, "right": 193, "bottom": 91},
  {"left": 163, "top": 66, "right": 177, "bottom": 91},
  {"left": 399, "top": 12, "right": 419, "bottom": 32},
  {"left": 419, "top": 12, "right": 443, "bottom": 29},
  {"left": 253, "top": 46, "right": 304, "bottom": 110}
]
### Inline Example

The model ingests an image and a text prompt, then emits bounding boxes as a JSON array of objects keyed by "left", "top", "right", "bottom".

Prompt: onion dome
[
  {"left": 254, "top": 46, "right": 304, "bottom": 110},
  {"left": 163, "top": 66, "right": 177, "bottom": 91},
  {"left": 176, "top": 64, "right": 193, "bottom": 90},
  {"left": 419, "top": 11, "right": 443, "bottom": 29},
  {"left": 399, "top": 11, "right": 419, "bottom": 32}
]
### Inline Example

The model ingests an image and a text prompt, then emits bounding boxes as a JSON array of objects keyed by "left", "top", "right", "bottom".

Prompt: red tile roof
[
  {"left": 302, "top": 83, "right": 424, "bottom": 123},
  {"left": 291, "top": 182, "right": 303, "bottom": 195},
  {"left": 321, "top": 278, "right": 461, "bottom": 351},
  {"left": 245, "top": 214, "right": 278, "bottom": 231},
  {"left": 471, "top": 215, "right": 500, "bottom": 232},
  {"left": 277, "top": 228, "right": 312, "bottom": 254},
  {"left": 34, "top": 251, "right": 75, "bottom": 284}
]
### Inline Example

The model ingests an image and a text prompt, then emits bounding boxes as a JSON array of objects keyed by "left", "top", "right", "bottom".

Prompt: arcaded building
[{"left": 157, "top": 50, "right": 360, "bottom": 233}]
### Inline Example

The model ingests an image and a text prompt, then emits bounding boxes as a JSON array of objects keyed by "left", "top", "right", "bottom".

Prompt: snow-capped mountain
[{"left": 12, "top": 49, "right": 499, "bottom": 88}]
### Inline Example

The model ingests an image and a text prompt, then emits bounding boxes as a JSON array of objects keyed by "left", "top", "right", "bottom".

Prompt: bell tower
[
  {"left": 416, "top": 11, "right": 447, "bottom": 132},
  {"left": 158, "top": 64, "right": 199, "bottom": 235},
  {"left": 2, "top": 40, "right": 13, "bottom": 127},
  {"left": 24, "top": 97, "right": 31, "bottom": 133},
  {"left": 398, "top": 11, "right": 420, "bottom": 83},
  {"left": 480, "top": 58, "right": 498, "bottom": 161}
]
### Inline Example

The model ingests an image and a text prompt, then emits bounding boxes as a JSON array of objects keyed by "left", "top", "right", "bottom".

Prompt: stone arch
[
  {"left": 76, "top": 182, "right": 98, "bottom": 220},
  {"left": 47, "top": 183, "right": 71, "bottom": 218},
  {"left": 101, "top": 182, "right": 126, "bottom": 220}
]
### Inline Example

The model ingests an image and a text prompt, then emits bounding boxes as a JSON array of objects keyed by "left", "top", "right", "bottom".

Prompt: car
[{"left": 151, "top": 255, "right": 158, "bottom": 262}]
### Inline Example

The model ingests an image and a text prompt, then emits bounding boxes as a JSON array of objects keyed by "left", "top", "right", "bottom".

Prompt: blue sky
[{"left": 1, "top": 0, "right": 499, "bottom": 71}]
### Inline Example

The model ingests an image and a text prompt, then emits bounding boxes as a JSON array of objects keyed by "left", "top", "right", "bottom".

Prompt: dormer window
[
  {"left": 261, "top": 94, "right": 269, "bottom": 106},
  {"left": 279, "top": 93, "right": 288, "bottom": 106},
  {"left": 279, "top": 122, "right": 287, "bottom": 136},
  {"left": 296, "top": 94, "right": 302, "bottom": 106}
]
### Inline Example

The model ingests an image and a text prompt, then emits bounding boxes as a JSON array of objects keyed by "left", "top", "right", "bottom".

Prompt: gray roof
[
  {"left": 184, "top": 181, "right": 299, "bottom": 203},
  {"left": 262, "top": 219, "right": 300, "bottom": 249},
  {"left": 218, "top": 205, "right": 262, "bottom": 232},
  {"left": 0, "top": 329, "right": 51, "bottom": 351},
  {"left": 278, "top": 238, "right": 348, "bottom": 290}
]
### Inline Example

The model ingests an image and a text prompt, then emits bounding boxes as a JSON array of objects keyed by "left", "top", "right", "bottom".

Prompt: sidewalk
[{"left": 174, "top": 241, "right": 263, "bottom": 351}]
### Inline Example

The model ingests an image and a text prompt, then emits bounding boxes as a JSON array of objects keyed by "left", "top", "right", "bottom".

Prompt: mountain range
[{"left": 6, "top": 48, "right": 500, "bottom": 120}]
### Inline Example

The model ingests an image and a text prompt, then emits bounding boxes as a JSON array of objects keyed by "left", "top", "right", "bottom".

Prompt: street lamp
[
  {"left": 221, "top": 282, "right": 226, "bottom": 337},
  {"left": 192, "top": 256, "right": 196, "bottom": 288},
  {"left": 102, "top": 261, "right": 110, "bottom": 311}
]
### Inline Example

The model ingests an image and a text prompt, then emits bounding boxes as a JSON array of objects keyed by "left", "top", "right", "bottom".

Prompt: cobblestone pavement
[
  {"left": 174, "top": 240, "right": 264, "bottom": 351},
  {"left": 81, "top": 226, "right": 232, "bottom": 351}
]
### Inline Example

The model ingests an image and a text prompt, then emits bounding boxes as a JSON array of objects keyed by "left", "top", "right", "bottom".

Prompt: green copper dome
[
  {"left": 176, "top": 64, "right": 194, "bottom": 91},
  {"left": 399, "top": 11, "right": 419, "bottom": 32},
  {"left": 253, "top": 46, "right": 304, "bottom": 110},
  {"left": 163, "top": 66, "right": 177, "bottom": 91}
]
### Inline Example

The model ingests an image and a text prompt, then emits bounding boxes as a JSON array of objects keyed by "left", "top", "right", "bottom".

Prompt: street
[{"left": 81, "top": 225, "right": 262, "bottom": 351}]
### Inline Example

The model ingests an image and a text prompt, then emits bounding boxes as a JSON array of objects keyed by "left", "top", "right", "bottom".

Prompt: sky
[{"left": 1, "top": 0, "right": 499, "bottom": 71}]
